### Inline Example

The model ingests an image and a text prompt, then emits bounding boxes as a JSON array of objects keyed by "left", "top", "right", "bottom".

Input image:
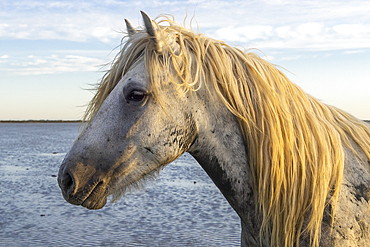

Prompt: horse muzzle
[{"left": 58, "top": 159, "right": 109, "bottom": 210}]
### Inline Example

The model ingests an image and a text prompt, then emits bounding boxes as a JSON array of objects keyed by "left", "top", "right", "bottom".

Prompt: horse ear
[
  {"left": 140, "top": 11, "right": 164, "bottom": 52},
  {"left": 125, "top": 19, "right": 137, "bottom": 36}
]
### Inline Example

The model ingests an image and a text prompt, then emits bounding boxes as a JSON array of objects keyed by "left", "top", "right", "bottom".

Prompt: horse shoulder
[{"left": 320, "top": 140, "right": 370, "bottom": 246}]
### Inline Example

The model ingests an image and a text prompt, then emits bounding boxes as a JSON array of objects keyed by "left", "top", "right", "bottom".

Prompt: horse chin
[
  {"left": 81, "top": 181, "right": 108, "bottom": 210},
  {"left": 82, "top": 195, "right": 107, "bottom": 210}
]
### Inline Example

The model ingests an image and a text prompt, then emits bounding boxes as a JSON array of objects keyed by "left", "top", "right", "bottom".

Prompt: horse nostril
[{"left": 61, "top": 172, "right": 74, "bottom": 195}]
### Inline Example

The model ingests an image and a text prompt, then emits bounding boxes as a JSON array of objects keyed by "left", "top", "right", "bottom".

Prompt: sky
[{"left": 1, "top": 0, "right": 369, "bottom": 120}]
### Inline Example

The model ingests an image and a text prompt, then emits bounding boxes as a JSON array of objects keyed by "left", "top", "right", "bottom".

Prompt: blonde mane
[{"left": 84, "top": 15, "right": 370, "bottom": 247}]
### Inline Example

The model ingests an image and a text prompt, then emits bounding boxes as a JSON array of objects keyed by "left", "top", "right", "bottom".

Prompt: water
[{"left": 0, "top": 123, "right": 241, "bottom": 246}]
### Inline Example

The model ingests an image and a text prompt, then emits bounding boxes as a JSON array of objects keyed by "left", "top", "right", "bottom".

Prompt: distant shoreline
[
  {"left": 0, "top": 120, "right": 83, "bottom": 123},
  {"left": 1, "top": 120, "right": 369, "bottom": 124}
]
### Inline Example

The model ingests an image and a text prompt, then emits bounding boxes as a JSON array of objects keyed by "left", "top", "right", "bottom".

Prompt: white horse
[{"left": 58, "top": 12, "right": 370, "bottom": 246}]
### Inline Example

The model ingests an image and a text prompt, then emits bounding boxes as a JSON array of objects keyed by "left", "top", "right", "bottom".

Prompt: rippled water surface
[{"left": 0, "top": 123, "right": 241, "bottom": 246}]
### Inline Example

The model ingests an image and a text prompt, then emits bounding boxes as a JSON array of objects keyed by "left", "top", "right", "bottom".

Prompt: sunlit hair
[{"left": 84, "top": 15, "right": 370, "bottom": 247}]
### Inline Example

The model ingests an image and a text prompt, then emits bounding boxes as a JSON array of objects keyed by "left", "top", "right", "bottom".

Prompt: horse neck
[{"left": 187, "top": 87, "right": 255, "bottom": 218}]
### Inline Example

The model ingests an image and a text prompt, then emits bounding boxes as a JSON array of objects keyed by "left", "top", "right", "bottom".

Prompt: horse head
[{"left": 58, "top": 12, "right": 197, "bottom": 210}]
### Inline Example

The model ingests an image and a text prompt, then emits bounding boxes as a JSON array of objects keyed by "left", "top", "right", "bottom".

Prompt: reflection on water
[{"left": 0, "top": 123, "right": 240, "bottom": 246}]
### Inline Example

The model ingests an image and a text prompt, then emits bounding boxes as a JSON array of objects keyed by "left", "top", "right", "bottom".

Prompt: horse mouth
[{"left": 81, "top": 181, "right": 108, "bottom": 210}]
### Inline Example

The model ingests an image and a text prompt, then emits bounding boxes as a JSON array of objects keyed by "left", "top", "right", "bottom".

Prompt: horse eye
[{"left": 127, "top": 90, "right": 146, "bottom": 102}]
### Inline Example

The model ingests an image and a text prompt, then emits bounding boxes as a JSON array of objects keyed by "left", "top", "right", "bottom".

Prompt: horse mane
[{"left": 84, "top": 15, "right": 370, "bottom": 247}]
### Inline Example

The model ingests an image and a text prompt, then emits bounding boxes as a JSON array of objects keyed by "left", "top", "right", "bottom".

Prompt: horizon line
[
  {"left": 0, "top": 120, "right": 83, "bottom": 123},
  {"left": 1, "top": 119, "right": 369, "bottom": 124}
]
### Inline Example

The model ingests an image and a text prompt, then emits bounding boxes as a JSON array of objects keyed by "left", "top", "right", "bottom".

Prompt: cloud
[
  {"left": 1, "top": 52, "right": 114, "bottom": 75},
  {"left": 333, "top": 24, "right": 369, "bottom": 35},
  {"left": 343, "top": 50, "right": 365, "bottom": 54},
  {"left": 1, "top": 55, "right": 8, "bottom": 59},
  {"left": 210, "top": 20, "right": 370, "bottom": 51},
  {"left": 214, "top": 25, "right": 273, "bottom": 42},
  {"left": 297, "top": 23, "right": 322, "bottom": 36},
  {"left": 276, "top": 26, "right": 296, "bottom": 38},
  {"left": 0, "top": 19, "right": 122, "bottom": 43},
  {"left": 260, "top": 0, "right": 293, "bottom": 5},
  {"left": 280, "top": 55, "right": 302, "bottom": 61},
  {"left": 1, "top": 0, "right": 370, "bottom": 52},
  {"left": 0, "top": 0, "right": 130, "bottom": 43}
]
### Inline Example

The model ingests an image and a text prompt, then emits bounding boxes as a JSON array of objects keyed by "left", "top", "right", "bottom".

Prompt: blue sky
[{"left": 1, "top": 0, "right": 370, "bottom": 120}]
